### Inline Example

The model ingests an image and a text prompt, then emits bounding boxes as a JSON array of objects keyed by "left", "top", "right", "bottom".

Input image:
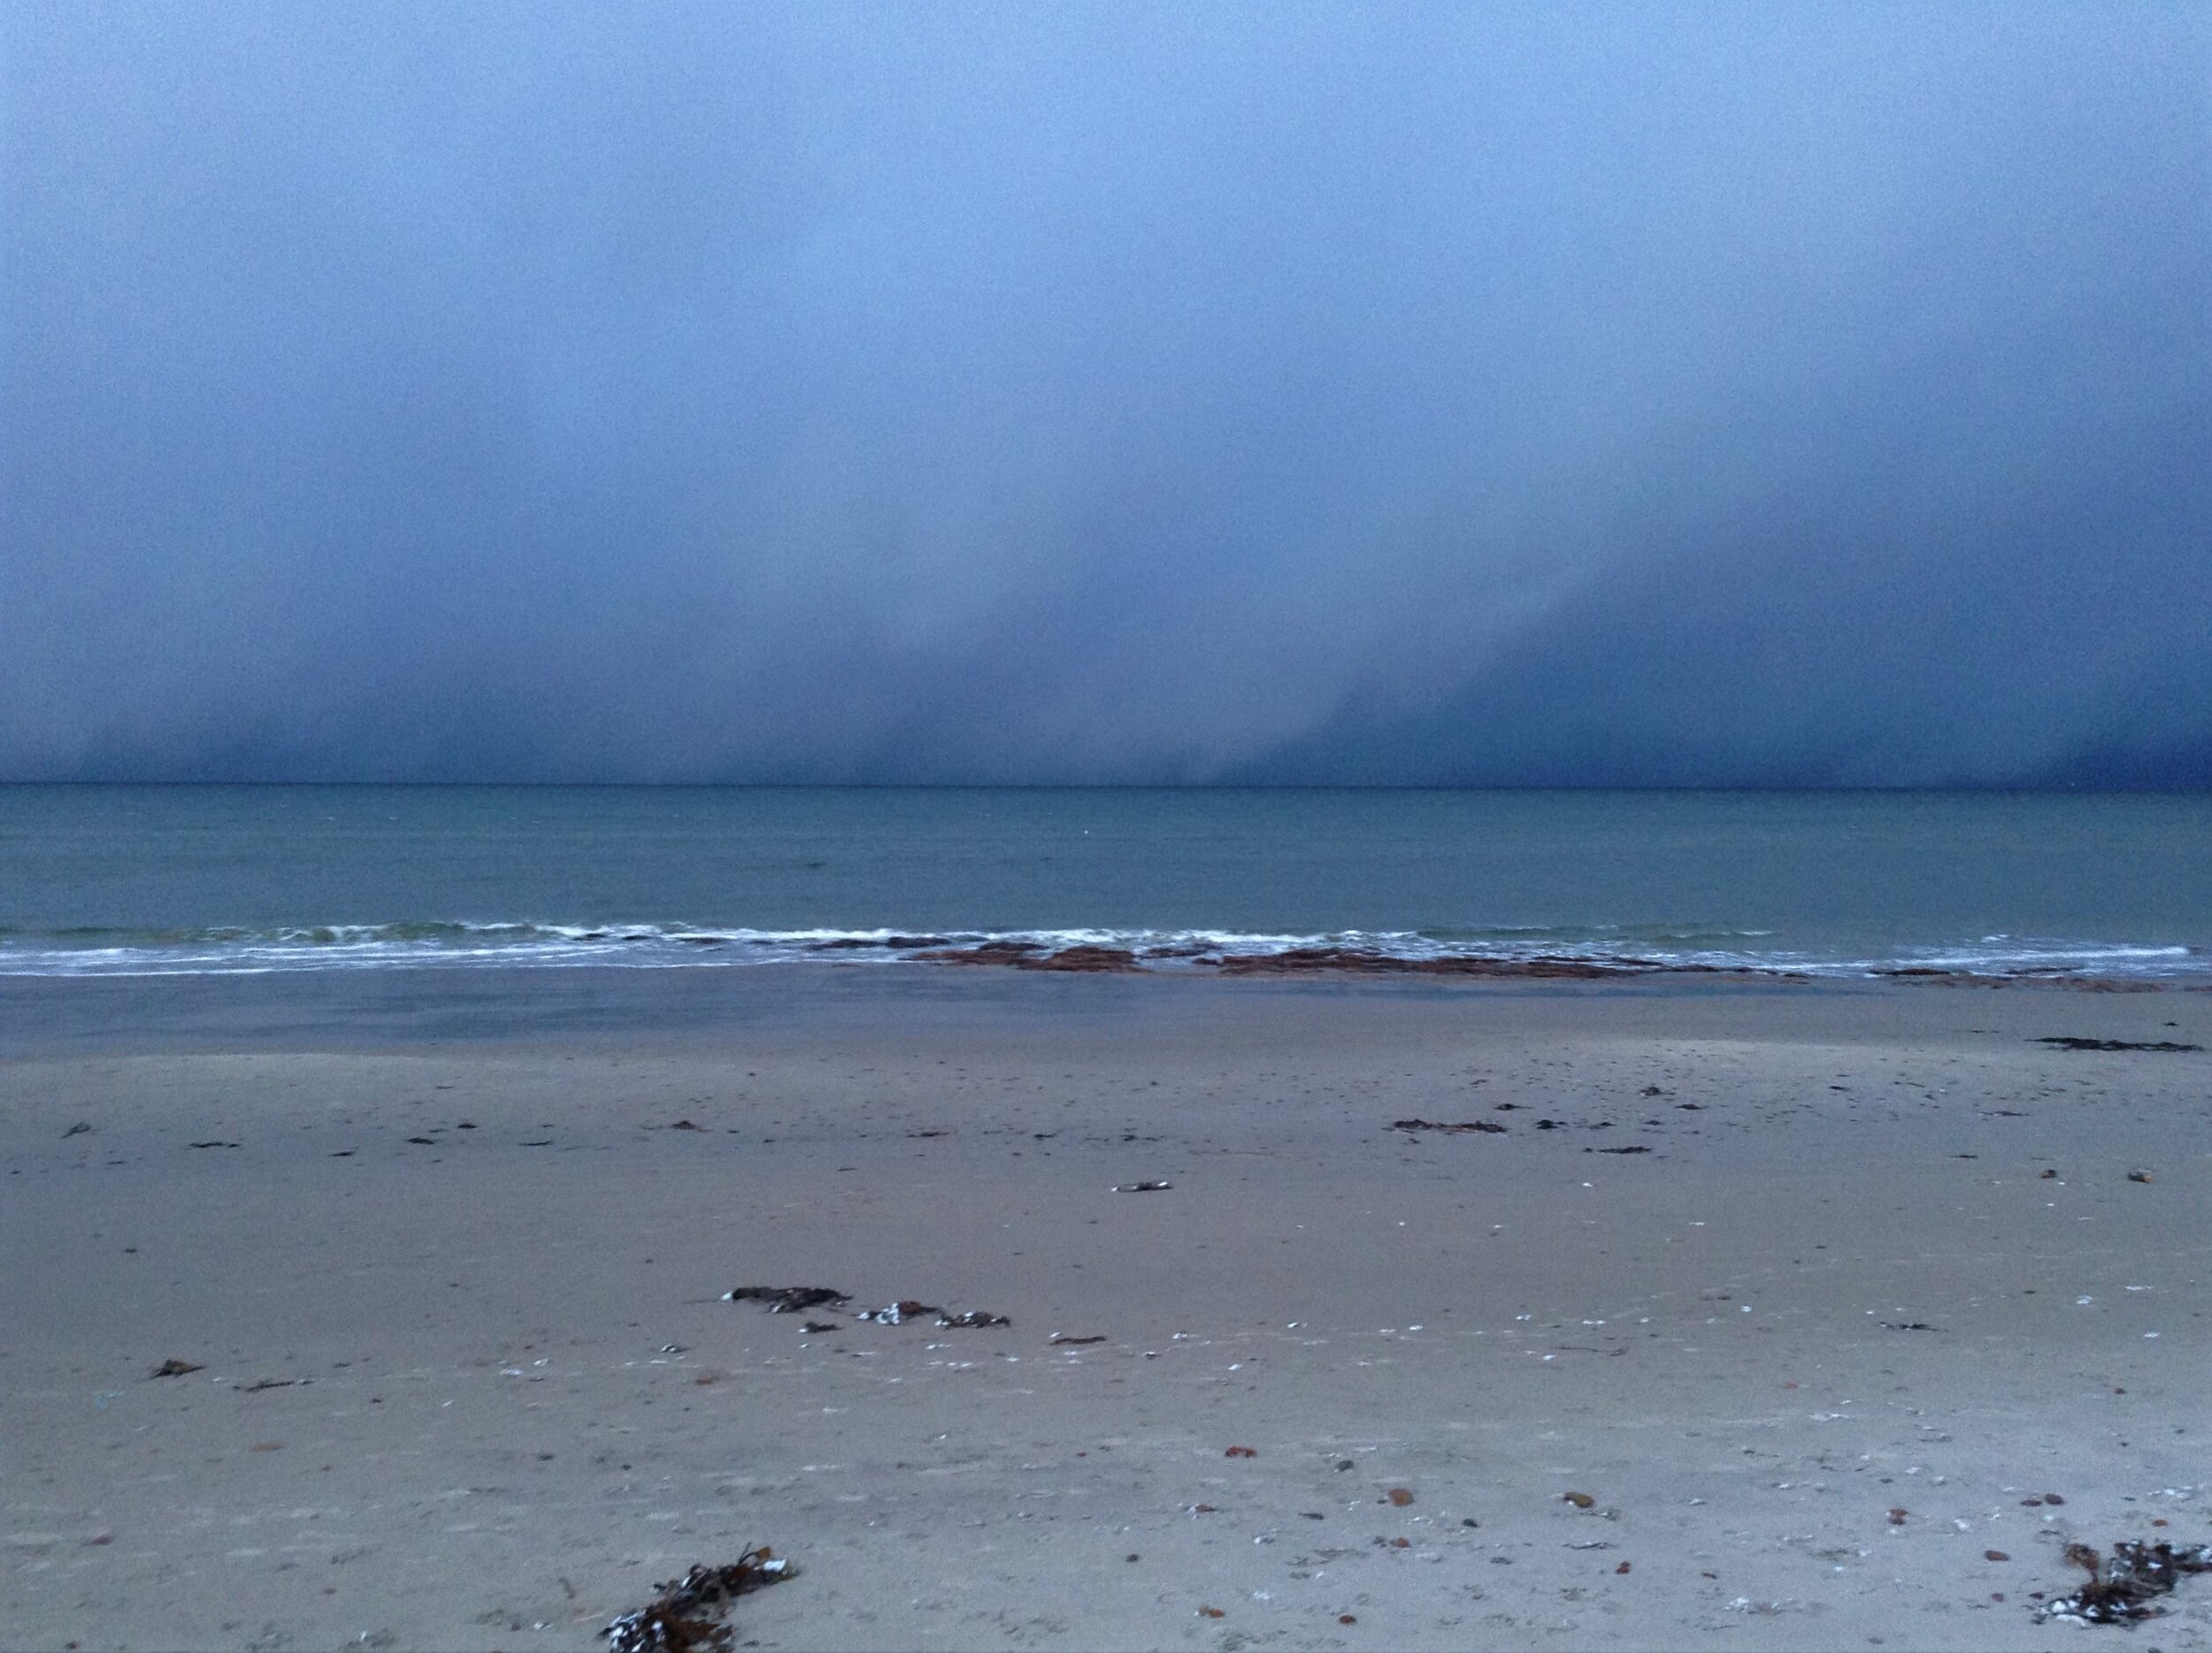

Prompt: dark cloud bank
[{"left": 4, "top": 4, "right": 2207, "bottom": 786}]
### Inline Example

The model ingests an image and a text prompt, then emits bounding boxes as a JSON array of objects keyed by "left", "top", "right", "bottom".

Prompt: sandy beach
[{"left": 4, "top": 971, "right": 2208, "bottom": 1650}]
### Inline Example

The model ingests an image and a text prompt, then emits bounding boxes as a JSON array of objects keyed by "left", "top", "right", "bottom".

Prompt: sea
[{"left": 2, "top": 785, "right": 2207, "bottom": 985}]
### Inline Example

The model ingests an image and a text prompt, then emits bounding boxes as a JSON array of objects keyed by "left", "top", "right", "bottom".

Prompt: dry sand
[{"left": 4, "top": 973, "right": 2209, "bottom": 1650}]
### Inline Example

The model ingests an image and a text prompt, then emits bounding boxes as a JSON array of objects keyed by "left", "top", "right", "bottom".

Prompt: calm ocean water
[{"left": 0, "top": 786, "right": 2206, "bottom": 981}]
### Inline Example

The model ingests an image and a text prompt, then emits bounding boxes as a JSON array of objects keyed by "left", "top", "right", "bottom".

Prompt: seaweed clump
[
  {"left": 721, "top": 1286, "right": 849, "bottom": 1313},
  {"left": 605, "top": 1549, "right": 791, "bottom": 1653},
  {"left": 2034, "top": 1540, "right": 2212, "bottom": 1626},
  {"left": 2034, "top": 1037, "right": 2202, "bottom": 1053},
  {"left": 1391, "top": 1118, "right": 1507, "bottom": 1134}
]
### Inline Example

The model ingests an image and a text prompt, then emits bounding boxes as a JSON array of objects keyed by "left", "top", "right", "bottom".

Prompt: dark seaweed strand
[
  {"left": 604, "top": 1550, "right": 792, "bottom": 1653},
  {"left": 2034, "top": 1541, "right": 2212, "bottom": 1625}
]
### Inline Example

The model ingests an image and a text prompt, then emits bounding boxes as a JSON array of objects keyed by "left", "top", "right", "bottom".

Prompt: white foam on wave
[{"left": 0, "top": 919, "right": 2201, "bottom": 981}]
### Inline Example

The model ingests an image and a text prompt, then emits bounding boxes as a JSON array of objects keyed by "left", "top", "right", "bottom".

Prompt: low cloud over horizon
[{"left": 4, "top": 4, "right": 2207, "bottom": 786}]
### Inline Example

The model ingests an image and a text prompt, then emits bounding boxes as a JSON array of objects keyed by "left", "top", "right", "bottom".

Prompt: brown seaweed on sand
[
  {"left": 910, "top": 941, "right": 1140, "bottom": 972},
  {"left": 604, "top": 1549, "right": 791, "bottom": 1653},
  {"left": 1391, "top": 1118, "right": 1507, "bottom": 1134},
  {"left": 909, "top": 939, "right": 1043, "bottom": 965},
  {"left": 1018, "top": 944, "right": 1141, "bottom": 972},
  {"left": 722, "top": 1287, "right": 849, "bottom": 1314},
  {"left": 2034, "top": 1036, "right": 2202, "bottom": 1052},
  {"left": 2034, "top": 1540, "right": 2212, "bottom": 1625},
  {"left": 1213, "top": 948, "right": 1659, "bottom": 980}
]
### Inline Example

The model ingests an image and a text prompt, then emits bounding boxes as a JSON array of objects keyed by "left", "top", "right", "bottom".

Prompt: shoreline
[
  {"left": 4, "top": 974, "right": 2208, "bottom": 1648},
  {"left": 6, "top": 935, "right": 2205, "bottom": 989},
  {"left": 2, "top": 960, "right": 2203, "bottom": 1059}
]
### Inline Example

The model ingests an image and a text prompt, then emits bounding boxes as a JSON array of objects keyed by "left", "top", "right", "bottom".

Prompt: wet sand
[{"left": 4, "top": 973, "right": 2209, "bottom": 1649}]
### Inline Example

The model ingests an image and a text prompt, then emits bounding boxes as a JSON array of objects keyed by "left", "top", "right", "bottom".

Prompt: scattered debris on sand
[
  {"left": 2034, "top": 1540, "right": 2212, "bottom": 1626},
  {"left": 1113, "top": 1180, "right": 1171, "bottom": 1192},
  {"left": 150, "top": 1357, "right": 203, "bottom": 1379},
  {"left": 603, "top": 1549, "right": 791, "bottom": 1653},
  {"left": 1390, "top": 1118, "right": 1506, "bottom": 1134},
  {"left": 854, "top": 1300, "right": 937, "bottom": 1325},
  {"left": 935, "top": 1310, "right": 1010, "bottom": 1328},
  {"left": 1049, "top": 1334, "right": 1106, "bottom": 1346},
  {"left": 2034, "top": 1037, "right": 2202, "bottom": 1053},
  {"left": 722, "top": 1287, "right": 849, "bottom": 1314},
  {"left": 1224, "top": 1445, "right": 1257, "bottom": 1458}
]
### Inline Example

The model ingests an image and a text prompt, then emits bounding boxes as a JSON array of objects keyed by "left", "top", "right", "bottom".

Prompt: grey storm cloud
[{"left": 3, "top": 3, "right": 2207, "bottom": 784}]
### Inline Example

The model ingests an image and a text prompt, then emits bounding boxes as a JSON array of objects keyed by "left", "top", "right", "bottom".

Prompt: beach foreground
[{"left": 4, "top": 973, "right": 2208, "bottom": 1650}]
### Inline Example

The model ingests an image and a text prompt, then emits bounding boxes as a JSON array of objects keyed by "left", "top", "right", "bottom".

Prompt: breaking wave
[{"left": 0, "top": 919, "right": 2200, "bottom": 982}]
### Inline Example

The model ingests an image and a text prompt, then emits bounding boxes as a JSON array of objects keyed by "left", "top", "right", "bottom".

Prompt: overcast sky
[{"left": 4, "top": 3, "right": 2206, "bottom": 785}]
